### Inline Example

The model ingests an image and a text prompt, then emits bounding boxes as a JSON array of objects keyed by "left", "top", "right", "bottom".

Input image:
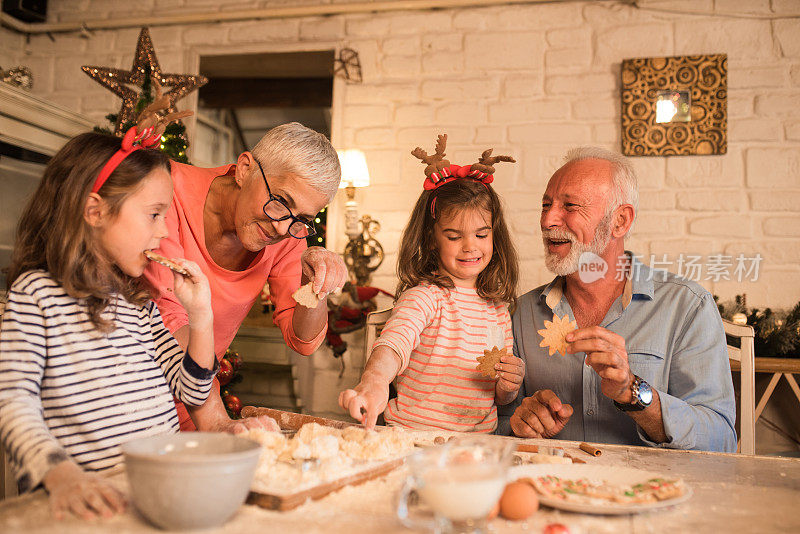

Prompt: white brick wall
[{"left": 3, "top": 0, "right": 798, "bottom": 308}]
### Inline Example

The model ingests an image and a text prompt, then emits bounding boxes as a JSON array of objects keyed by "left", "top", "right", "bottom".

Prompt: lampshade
[{"left": 337, "top": 149, "right": 370, "bottom": 188}]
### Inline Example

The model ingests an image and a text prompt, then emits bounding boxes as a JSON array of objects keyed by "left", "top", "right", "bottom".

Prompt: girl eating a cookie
[
  {"left": 339, "top": 135, "right": 525, "bottom": 432},
  {"left": 0, "top": 110, "right": 217, "bottom": 519}
]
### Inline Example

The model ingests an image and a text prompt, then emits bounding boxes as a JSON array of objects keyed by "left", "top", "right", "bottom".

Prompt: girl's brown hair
[
  {"left": 7, "top": 132, "right": 171, "bottom": 331},
  {"left": 396, "top": 179, "right": 518, "bottom": 308}
]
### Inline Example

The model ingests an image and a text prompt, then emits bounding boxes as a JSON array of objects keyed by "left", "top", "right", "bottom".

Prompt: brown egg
[{"left": 499, "top": 480, "right": 539, "bottom": 520}]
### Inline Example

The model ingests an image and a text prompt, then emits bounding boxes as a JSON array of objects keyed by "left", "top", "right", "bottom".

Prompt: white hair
[
  {"left": 251, "top": 122, "right": 341, "bottom": 201},
  {"left": 563, "top": 146, "right": 638, "bottom": 236}
]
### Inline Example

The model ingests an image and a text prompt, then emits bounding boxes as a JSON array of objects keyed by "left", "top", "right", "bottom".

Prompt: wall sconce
[{"left": 337, "top": 150, "right": 384, "bottom": 286}]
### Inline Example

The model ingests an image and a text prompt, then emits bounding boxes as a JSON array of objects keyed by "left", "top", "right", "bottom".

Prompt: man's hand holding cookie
[{"left": 566, "top": 326, "right": 634, "bottom": 404}]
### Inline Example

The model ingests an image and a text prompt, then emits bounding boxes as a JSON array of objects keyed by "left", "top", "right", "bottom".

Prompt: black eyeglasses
[{"left": 254, "top": 159, "right": 316, "bottom": 239}]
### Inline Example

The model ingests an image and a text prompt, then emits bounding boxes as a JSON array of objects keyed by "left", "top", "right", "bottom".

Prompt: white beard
[{"left": 543, "top": 212, "right": 614, "bottom": 276}]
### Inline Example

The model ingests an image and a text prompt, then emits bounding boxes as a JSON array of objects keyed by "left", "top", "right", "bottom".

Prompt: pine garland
[{"left": 717, "top": 294, "right": 800, "bottom": 358}]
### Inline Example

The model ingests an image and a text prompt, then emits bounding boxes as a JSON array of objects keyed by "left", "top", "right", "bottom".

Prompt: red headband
[
  {"left": 91, "top": 127, "right": 161, "bottom": 193},
  {"left": 91, "top": 126, "right": 161, "bottom": 194},
  {"left": 413, "top": 135, "right": 513, "bottom": 218}
]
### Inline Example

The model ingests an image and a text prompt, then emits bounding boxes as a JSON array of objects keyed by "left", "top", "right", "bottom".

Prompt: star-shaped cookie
[
  {"left": 476, "top": 346, "right": 506, "bottom": 378},
  {"left": 537, "top": 314, "right": 577, "bottom": 356}
]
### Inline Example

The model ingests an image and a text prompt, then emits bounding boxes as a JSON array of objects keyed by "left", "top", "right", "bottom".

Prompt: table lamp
[{"left": 337, "top": 149, "right": 383, "bottom": 285}]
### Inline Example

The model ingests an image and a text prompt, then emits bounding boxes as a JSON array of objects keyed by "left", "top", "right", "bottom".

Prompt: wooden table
[{"left": 1, "top": 435, "right": 798, "bottom": 533}]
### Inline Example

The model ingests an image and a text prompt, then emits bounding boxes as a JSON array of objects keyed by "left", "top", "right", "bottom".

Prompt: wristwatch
[{"left": 613, "top": 375, "right": 653, "bottom": 412}]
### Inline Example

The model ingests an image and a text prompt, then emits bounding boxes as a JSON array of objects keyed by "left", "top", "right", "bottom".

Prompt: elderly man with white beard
[{"left": 497, "top": 147, "right": 736, "bottom": 452}]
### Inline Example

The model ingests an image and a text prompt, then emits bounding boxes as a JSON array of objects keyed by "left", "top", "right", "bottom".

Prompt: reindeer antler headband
[
  {"left": 411, "top": 134, "right": 515, "bottom": 192},
  {"left": 91, "top": 82, "right": 193, "bottom": 194}
]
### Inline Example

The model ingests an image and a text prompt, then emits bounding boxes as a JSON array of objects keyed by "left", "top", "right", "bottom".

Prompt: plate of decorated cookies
[{"left": 508, "top": 463, "right": 692, "bottom": 515}]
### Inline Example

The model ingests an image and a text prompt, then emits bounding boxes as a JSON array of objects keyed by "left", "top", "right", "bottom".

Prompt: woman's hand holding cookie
[{"left": 300, "top": 247, "right": 347, "bottom": 299}]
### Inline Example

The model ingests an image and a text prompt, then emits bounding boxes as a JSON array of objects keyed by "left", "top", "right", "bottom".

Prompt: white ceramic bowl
[{"left": 121, "top": 432, "right": 261, "bottom": 530}]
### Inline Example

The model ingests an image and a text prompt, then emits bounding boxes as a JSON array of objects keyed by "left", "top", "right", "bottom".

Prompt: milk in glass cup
[{"left": 396, "top": 435, "right": 514, "bottom": 534}]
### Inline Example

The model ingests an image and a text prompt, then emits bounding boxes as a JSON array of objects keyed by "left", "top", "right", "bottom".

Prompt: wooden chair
[
  {"left": 364, "top": 308, "right": 392, "bottom": 365},
  {"left": 723, "top": 319, "right": 756, "bottom": 455}
]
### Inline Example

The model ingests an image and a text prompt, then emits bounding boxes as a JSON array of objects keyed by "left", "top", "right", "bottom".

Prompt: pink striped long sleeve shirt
[{"left": 374, "top": 283, "right": 513, "bottom": 432}]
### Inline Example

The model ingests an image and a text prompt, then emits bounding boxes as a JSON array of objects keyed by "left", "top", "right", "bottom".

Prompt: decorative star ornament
[{"left": 82, "top": 27, "right": 207, "bottom": 135}]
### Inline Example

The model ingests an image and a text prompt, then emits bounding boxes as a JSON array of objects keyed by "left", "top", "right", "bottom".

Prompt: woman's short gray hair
[
  {"left": 251, "top": 122, "right": 341, "bottom": 201},
  {"left": 564, "top": 146, "right": 639, "bottom": 234}
]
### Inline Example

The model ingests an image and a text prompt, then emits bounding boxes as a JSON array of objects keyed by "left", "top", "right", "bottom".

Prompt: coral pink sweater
[{"left": 143, "top": 162, "right": 326, "bottom": 429}]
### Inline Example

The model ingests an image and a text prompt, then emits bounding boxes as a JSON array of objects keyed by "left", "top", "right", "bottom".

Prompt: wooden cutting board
[
  {"left": 247, "top": 456, "right": 404, "bottom": 511},
  {"left": 241, "top": 407, "right": 406, "bottom": 511}
]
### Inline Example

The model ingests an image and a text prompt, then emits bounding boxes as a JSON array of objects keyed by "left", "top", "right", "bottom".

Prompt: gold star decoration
[{"left": 82, "top": 27, "right": 207, "bottom": 135}]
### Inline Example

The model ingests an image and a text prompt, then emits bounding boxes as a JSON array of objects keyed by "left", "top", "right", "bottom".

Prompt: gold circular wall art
[{"left": 621, "top": 54, "right": 727, "bottom": 156}]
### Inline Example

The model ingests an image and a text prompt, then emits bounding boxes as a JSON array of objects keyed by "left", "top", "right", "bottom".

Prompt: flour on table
[{"left": 243, "top": 423, "right": 414, "bottom": 495}]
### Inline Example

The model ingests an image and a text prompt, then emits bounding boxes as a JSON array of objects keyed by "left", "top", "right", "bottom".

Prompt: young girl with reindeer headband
[
  {"left": 0, "top": 96, "right": 217, "bottom": 520},
  {"left": 339, "top": 134, "right": 523, "bottom": 432}
]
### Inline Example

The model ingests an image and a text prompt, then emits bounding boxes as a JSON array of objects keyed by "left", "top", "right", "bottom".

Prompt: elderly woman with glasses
[{"left": 144, "top": 122, "right": 347, "bottom": 433}]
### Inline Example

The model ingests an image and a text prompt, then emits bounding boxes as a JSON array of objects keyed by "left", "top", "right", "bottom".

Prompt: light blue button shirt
[{"left": 498, "top": 253, "right": 737, "bottom": 452}]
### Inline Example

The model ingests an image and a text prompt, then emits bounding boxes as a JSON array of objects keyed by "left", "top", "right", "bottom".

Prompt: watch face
[{"left": 638, "top": 379, "right": 653, "bottom": 406}]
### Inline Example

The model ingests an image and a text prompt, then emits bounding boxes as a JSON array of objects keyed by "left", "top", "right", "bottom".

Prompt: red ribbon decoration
[
  {"left": 426, "top": 163, "right": 495, "bottom": 219},
  {"left": 423, "top": 163, "right": 493, "bottom": 191},
  {"left": 90, "top": 126, "right": 162, "bottom": 194}
]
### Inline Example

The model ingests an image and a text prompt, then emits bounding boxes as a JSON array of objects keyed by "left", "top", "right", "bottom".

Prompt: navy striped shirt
[{"left": 0, "top": 270, "right": 215, "bottom": 492}]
